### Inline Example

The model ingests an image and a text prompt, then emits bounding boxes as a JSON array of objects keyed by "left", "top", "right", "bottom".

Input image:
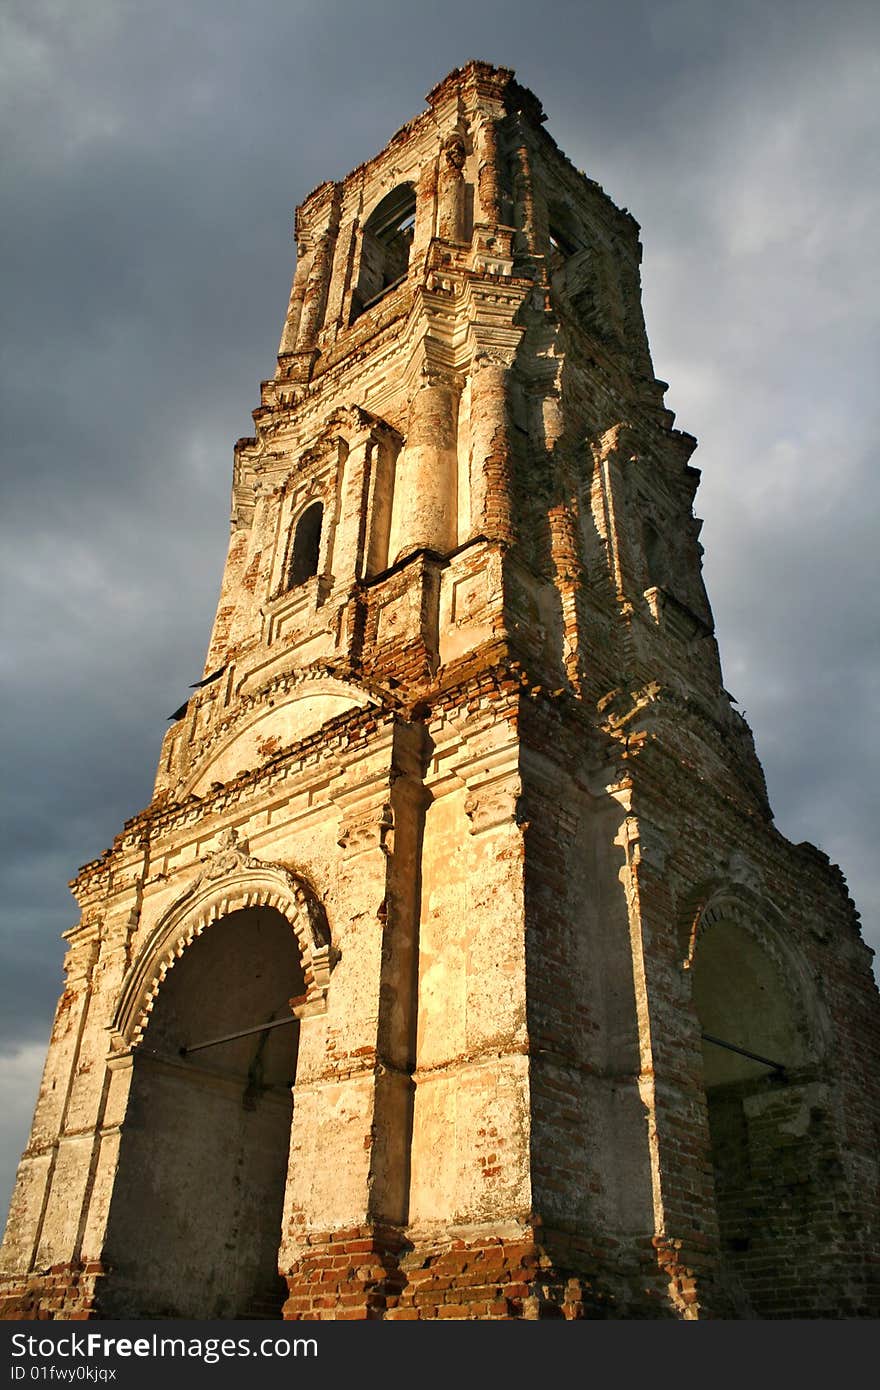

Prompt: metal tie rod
[
  {"left": 700, "top": 1031, "right": 786, "bottom": 1075},
  {"left": 181, "top": 1020, "right": 786, "bottom": 1074},
  {"left": 180, "top": 1015, "right": 297, "bottom": 1056}
]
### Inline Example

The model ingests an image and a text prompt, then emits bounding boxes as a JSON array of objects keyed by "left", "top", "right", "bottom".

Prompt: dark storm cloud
[{"left": 2, "top": 0, "right": 878, "bottom": 1210}]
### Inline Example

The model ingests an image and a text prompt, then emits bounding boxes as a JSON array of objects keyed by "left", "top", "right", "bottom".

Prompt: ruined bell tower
[{"left": 3, "top": 62, "right": 879, "bottom": 1321}]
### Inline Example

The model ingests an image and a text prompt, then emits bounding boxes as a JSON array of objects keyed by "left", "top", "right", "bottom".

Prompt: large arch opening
[
  {"left": 691, "top": 916, "right": 831, "bottom": 1316},
  {"left": 101, "top": 906, "right": 305, "bottom": 1318}
]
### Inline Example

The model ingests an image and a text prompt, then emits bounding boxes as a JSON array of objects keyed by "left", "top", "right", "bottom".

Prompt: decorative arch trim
[
  {"left": 680, "top": 877, "right": 780, "bottom": 967},
  {"left": 111, "top": 840, "right": 338, "bottom": 1050},
  {"left": 179, "top": 673, "right": 379, "bottom": 798},
  {"left": 681, "top": 879, "right": 830, "bottom": 1061}
]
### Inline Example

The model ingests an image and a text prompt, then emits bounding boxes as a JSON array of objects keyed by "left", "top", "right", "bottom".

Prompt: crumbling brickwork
[{"left": 3, "top": 62, "right": 879, "bottom": 1320}]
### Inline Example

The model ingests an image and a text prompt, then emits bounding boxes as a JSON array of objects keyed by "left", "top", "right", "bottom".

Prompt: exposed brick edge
[
  {"left": 0, "top": 1237, "right": 716, "bottom": 1321},
  {"left": 0, "top": 1263, "right": 104, "bottom": 1321},
  {"left": 282, "top": 1225, "right": 694, "bottom": 1320}
]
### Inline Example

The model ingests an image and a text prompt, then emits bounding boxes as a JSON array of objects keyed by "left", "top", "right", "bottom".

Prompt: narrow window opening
[
  {"left": 289, "top": 501, "right": 323, "bottom": 587},
  {"left": 549, "top": 225, "right": 577, "bottom": 273},
  {"left": 547, "top": 199, "right": 581, "bottom": 278}
]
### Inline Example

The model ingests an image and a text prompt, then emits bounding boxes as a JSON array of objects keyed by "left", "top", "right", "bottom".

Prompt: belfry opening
[{"left": 101, "top": 908, "right": 304, "bottom": 1319}]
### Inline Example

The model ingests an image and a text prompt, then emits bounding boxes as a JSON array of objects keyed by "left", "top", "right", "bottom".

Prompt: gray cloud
[{"left": 2, "top": 0, "right": 878, "bottom": 1215}]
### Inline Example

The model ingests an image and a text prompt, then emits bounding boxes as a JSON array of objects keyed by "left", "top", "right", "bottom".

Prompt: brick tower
[{"left": 3, "top": 62, "right": 879, "bottom": 1321}]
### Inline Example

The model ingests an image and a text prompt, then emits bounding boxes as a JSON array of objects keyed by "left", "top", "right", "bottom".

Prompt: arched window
[
  {"left": 352, "top": 184, "right": 416, "bottom": 321},
  {"left": 288, "top": 501, "right": 323, "bottom": 587},
  {"left": 548, "top": 225, "right": 578, "bottom": 273},
  {"left": 547, "top": 203, "right": 582, "bottom": 274}
]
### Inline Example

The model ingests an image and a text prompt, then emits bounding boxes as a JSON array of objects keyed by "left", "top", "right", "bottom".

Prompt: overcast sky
[{"left": 1, "top": 0, "right": 878, "bottom": 1221}]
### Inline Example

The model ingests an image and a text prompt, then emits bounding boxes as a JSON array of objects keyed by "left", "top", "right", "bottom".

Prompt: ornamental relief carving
[
  {"left": 111, "top": 840, "right": 339, "bottom": 1049},
  {"left": 337, "top": 802, "right": 395, "bottom": 858},
  {"left": 463, "top": 779, "right": 525, "bottom": 836}
]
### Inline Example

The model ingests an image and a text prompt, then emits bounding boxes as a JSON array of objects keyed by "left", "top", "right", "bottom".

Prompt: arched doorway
[
  {"left": 101, "top": 906, "right": 305, "bottom": 1318},
  {"left": 691, "top": 914, "right": 830, "bottom": 1316}
]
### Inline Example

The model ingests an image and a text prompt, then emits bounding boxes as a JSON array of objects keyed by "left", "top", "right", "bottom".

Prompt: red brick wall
[{"left": 0, "top": 1263, "right": 103, "bottom": 1321}]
